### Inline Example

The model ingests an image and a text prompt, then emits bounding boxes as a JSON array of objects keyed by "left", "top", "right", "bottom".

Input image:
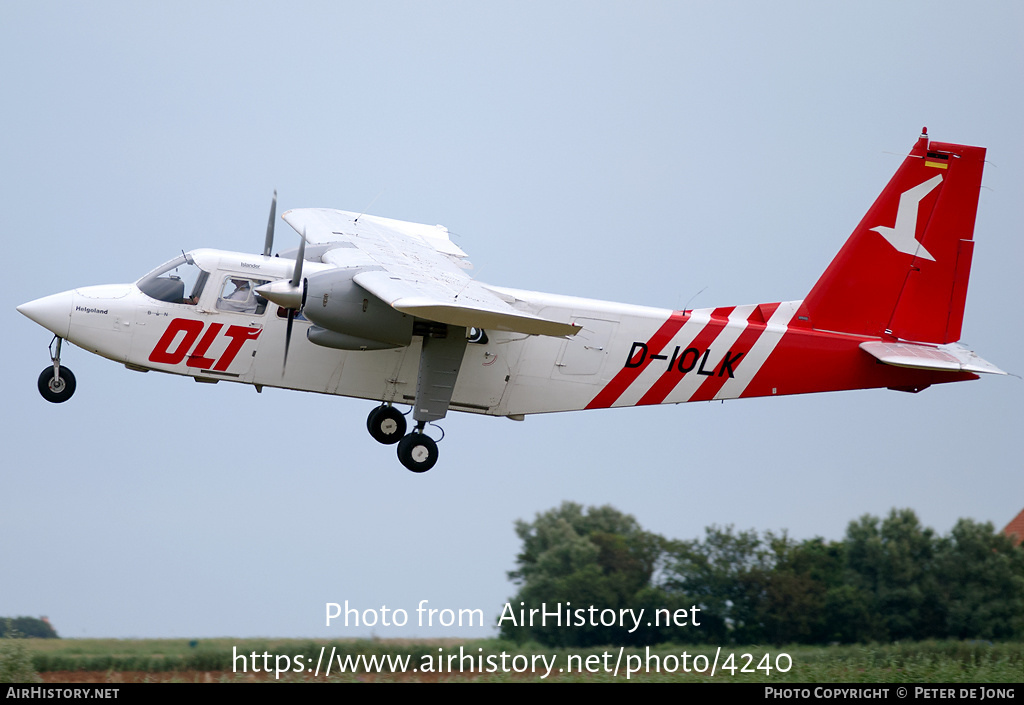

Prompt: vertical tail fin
[{"left": 798, "top": 129, "right": 986, "bottom": 343}]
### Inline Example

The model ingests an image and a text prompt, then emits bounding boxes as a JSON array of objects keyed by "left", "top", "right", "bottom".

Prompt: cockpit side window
[{"left": 137, "top": 255, "right": 209, "bottom": 305}]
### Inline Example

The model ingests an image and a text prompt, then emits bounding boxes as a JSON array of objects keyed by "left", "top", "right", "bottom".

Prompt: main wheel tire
[
  {"left": 366, "top": 405, "right": 407, "bottom": 445},
  {"left": 38, "top": 366, "right": 76, "bottom": 403},
  {"left": 397, "top": 432, "right": 438, "bottom": 473}
]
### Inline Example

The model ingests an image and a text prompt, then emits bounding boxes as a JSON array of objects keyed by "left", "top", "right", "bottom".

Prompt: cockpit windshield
[{"left": 137, "top": 254, "right": 209, "bottom": 305}]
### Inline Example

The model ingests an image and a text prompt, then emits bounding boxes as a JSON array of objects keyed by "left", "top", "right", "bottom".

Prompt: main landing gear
[
  {"left": 366, "top": 404, "right": 407, "bottom": 444},
  {"left": 366, "top": 405, "right": 440, "bottom": 473},
  {"left": 397, "top": 430, "right": 438, "bottom": 473},
  {"left": 366, "top": 323, "right": 469, "bottom": 473},
  {"left": 37, "top": 336, "right": 76, "bottom": 403}
]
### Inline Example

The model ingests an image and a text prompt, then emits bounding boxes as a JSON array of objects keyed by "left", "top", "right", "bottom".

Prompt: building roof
[{"left": 1003, "top": 507, "right": 1024, "bottom": 546}]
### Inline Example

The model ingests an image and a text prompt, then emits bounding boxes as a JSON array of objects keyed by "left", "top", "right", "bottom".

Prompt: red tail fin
[{"left": 799, "top": 130, "right": 986, "bottom": 343}]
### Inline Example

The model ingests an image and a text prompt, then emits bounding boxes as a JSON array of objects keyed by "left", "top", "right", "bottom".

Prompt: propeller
[
  {"left": 254, "top": 227, "right": 307, "bottom": 373},
  {"left": 283, "top": 234, "right": 306, "bottom": 371},
  {"left": 263, "top": 190, "right": 277, "bottom": 257}
]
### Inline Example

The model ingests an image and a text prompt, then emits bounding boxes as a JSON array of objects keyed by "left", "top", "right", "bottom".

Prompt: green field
[{"left": 10, "top": 638, "right": 1023, "bottom": 683}]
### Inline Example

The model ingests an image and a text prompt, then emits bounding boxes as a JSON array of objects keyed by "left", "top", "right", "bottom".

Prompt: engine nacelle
[
  {"left": 307, "top": 326, "right": 401, "bottom": 351},
  {"left": 303, "top": 268, "right": 413, "bottom": 347}
]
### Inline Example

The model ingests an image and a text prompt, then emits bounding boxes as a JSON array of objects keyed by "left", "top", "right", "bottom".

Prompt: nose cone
[
  {"left": 256, "top": 279, "right": 303, "bottom": 310},
  {"left": 17, "top": 290, "right": 75, "bottom": 337}
]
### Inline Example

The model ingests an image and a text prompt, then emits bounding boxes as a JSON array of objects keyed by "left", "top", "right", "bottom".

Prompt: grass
[{"left": 17, "top": 638, "right": 1024, "bottom": 683}]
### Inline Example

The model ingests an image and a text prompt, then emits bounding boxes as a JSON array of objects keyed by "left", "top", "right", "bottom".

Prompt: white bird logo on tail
[{"left": 870, "top": 174, "right": 943, "bottom": 261}]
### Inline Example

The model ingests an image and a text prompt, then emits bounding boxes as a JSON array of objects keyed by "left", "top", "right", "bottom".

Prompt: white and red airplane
[{"left": 18, "top": 129, "right": 1005, "bottom": 472}]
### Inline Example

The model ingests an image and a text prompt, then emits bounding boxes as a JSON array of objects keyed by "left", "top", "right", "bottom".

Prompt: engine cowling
[
  {"left": 307, "top": 326, "right": 402, "bottom": 351},
  {"left": 303, "top": 268, "right": 413, "bottom": 348}
]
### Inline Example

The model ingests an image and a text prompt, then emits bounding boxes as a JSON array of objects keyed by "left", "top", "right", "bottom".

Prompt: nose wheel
[
  {"left": 37, "top": 336, "right": 76, "bottom": 403},
  {"left": 38, "top": 366, "right": 76, "bottom": 403}
]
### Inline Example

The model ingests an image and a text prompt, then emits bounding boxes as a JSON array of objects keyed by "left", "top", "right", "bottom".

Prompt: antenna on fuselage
[{"left": 681, "top": 285, "right": 708, "bottom": 313}]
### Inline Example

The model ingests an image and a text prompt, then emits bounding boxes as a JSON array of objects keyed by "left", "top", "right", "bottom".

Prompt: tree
[
  {"left": 661, "top": 525, "right": 774, "bottom": 643},
  {"left": 0, "top": 622, "right": 41, "bottom": 684},
  {"left": 757, "top": 536, "right": 833, "bottom": 645},
  {"left": 0, "top": 618, "right": 58, "bottom": 640},
  {"left": 502, "top": 502, "right": 667, "bottom": 646},
  {"left": 843, "top": 508, "right": 943, "bottom": 641},
  {"left": 503, "top": 503, "right": 1024, "bottom": 647},
  {"left": 936, "top": 518, "right": 1024, "bottom": 640}
]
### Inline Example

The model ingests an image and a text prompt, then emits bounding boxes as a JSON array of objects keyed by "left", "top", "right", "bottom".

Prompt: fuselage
[{"left": 18, "top": 247, "right": 973, "bottom": 420}]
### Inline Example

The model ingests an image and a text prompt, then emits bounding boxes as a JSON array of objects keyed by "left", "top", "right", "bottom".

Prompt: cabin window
[
  {"left": 216, "top": 276, "right": 270, "bottom": 315},
  {"left": 137, "top": 255, "right": 209, "bottom": 305},
  {"left": 276, "top": 306, "right": 307, "bottom": 320}
]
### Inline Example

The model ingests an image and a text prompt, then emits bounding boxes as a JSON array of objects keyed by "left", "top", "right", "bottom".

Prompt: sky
[{"left": 2, "top": 2, "right": 1021, "bottom": 640}]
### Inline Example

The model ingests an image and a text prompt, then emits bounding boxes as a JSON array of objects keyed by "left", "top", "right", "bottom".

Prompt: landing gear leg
[
  {"left": 395, "top": 325, "right": 467, "bottom": 473},
  {"left": 38, "top": 336, "right": 76, "bottom": 403},
  {"left": 367, "top": 404, "right": 407, "bottom": 445}
]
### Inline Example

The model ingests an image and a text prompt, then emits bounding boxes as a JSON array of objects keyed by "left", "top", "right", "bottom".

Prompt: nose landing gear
[{"left": 38, "top": 336, "right": 76, "bottom": 403}]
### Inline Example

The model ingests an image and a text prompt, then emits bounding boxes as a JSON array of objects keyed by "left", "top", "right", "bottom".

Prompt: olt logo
[{"left": 149, "top": 318, "right": 261, "bottom": 371}]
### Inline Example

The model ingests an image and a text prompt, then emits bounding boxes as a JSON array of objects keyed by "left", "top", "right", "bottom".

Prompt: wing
[{"left": 282, "top": 208, "right": 580, "bottom": 337}]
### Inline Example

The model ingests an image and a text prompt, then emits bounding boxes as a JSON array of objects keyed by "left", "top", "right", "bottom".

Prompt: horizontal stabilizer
[{"left": 860, "top": 341, "right": 1005, "bottom": 375}]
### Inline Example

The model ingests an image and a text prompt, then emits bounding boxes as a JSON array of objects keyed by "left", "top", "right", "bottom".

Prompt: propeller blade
[
  {"left": 280, "top": 227, "right": 307, "bottom": 375},
  {"left": 283, "top": 308, "right": 295, "bottom": 373},
  {"left": 291, "top": 228, "right": 306, "bottom": 288},
  {"left": 263, "top": 190, "right": 277, "bottom": 257}
]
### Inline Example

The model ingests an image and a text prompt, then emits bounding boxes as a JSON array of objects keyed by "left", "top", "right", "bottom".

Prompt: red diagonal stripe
[
  {"left": 585, "top": 310, "right": 688, "bottom": 409},
  {"left": 688, "top": 303, "right": 780, "bottom": 402},
  {"left": 636, "top": 307, "right": 734, "bottom": 406}
]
